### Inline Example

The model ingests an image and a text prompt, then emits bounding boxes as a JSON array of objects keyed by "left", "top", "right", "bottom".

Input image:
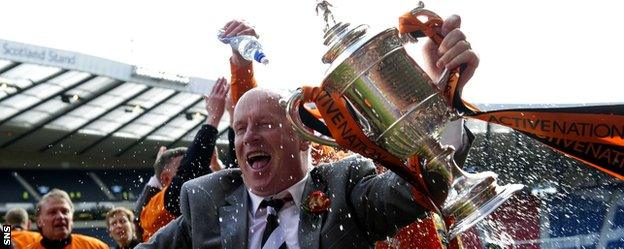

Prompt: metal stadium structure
[{"left": 0, "top": 39, "right": 622, "bottom": 248}]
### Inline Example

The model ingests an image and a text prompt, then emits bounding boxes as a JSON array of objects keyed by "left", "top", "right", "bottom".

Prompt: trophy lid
[
  {"left": 322, "top": 22, "right": 369, "bottom": 64},
  {"left": 315, "top": 1, "right": 405, "bottom": 94},
  {"left": 316, "top": 0, "right": 371, "bottom": 64}
]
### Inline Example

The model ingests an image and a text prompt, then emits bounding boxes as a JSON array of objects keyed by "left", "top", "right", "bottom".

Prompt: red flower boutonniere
[{"left": 303, "top": 190, "right": 331, "bottom": 214}]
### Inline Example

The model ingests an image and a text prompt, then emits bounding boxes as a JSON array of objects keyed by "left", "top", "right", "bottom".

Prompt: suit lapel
[
  {"left": 220, "top": 184, "right": 249, "bottom": 249},
  {"left": 298, "top": 168, "right": 327, "bottom": 249}
]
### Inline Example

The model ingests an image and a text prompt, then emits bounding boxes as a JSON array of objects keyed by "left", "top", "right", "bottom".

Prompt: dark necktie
[{"left": 260, "top": 196, "right": 292, "bottom": 249}]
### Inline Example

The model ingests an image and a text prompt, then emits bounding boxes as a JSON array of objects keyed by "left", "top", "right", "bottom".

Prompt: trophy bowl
[{"left": 283, "top": 5, "right": 523, "bottom": 239}]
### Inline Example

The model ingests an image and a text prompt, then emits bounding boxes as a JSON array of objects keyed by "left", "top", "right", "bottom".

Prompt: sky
[{"left": 0, "top": 0, "right": 623, "bottom": 104}]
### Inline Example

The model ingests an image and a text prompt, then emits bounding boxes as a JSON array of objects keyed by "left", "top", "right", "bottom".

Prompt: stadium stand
[
  {"left": 1, "top": 39, "right": 623, "bottom": 248},
  {"left": 0, "top": 170, "right": 34, "bottom": 203},
  {"left": 18, "top": 170, "right": 109, "bottom": 202},
  {"left": 94, "top": 169, "right": 153, "bottom": 201}
]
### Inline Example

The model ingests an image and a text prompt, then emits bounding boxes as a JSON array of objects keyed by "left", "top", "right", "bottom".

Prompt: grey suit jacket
[
  {"left": 137, "top": 125, "right": 473, "bottom": 249},
  {"left": 136, "top": 155, "right": 433, "bottom": 249}
]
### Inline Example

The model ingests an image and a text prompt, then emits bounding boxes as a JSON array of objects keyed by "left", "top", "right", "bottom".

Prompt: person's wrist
[
  {"left": 205, "top": 114, "right": 221, "bottom": 127},
  {"left": 230, "top": 50, "right": 250, "bottom": 66},
  {"left": 147, "top": 175, "right": 162, "bottom": 189}
]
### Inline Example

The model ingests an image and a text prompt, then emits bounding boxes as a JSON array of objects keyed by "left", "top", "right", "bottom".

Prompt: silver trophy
[{"left": 283, "top": 2, "right": 523, "bottom": 239}]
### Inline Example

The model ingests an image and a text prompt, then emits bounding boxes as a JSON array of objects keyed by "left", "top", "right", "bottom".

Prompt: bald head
[
  {"left": 232, "top": 88, "right": 310, "bottom": 196},
  {"left": 234, "top": 88, "right": 285, "bottom": 118},
  {"left": 4, "top": 207, "right": 30, "bottom": 230}
]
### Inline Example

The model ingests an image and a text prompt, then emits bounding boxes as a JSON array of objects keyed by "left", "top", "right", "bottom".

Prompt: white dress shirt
[{"left": 247, "top": 173, "right": 308, "bottom": 249}]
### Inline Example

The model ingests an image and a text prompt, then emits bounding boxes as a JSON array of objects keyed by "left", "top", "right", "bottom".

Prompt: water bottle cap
[{"left": 254, "top": 51, "right": 268, "bottom": 65}]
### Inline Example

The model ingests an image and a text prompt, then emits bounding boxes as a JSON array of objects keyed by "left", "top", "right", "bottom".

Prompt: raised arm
[
  {"left": 220, "top": 19, "right": 259, "bottom": 103},
  {"left": 164, "top": 77, "right": 228, "bottom": 216}
]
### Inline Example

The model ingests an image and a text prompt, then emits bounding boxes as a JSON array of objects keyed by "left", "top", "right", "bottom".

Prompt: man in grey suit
[{"left": 137, "top": 14, "right": 478, "bottom": 249}]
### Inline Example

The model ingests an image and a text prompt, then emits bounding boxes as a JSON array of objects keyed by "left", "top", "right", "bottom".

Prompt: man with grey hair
[{"left": 33, "top": 189, "right": 108, "bottom": 248}]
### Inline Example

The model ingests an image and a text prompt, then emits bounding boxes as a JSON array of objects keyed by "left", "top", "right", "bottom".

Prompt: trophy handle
[
  {"left": 281, "top": 88, "right": 340, "bottom": 147},
  {"left": 399, "top": 5, "right": 469, "bottom": 110}
]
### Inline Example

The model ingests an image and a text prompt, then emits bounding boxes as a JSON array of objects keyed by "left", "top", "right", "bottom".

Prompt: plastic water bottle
[{"left": 217, "top": 30, "right": 269, "bottom": 65}]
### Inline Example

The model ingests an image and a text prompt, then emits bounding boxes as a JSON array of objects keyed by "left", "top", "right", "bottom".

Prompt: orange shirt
[
  {"left": 230, "top": 59, "right": 257, "bottom": 104},
  {"left": 140, "top": 188, "right": 175, "bottom": 242},
  {"left": 11, "top": 230, "right": 41, "bottom": 249},
  {"left": 26, "top": 234, "right": 108, "bottom": 249}
]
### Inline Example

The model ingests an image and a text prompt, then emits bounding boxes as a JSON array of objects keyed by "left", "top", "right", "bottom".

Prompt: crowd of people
[{"left": 2, "top": 13, "right": 479, "bottom": 249}]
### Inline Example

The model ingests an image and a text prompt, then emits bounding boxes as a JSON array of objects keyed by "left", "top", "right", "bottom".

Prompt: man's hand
[
  {"left": 153, "top": 146, "right": 167, "bottom": 174},
  {"left": 209, "top": 149, "right": 223, "bottom": 172},
  {"left": 220, "top": 20, "right": 259, "bottom": 66},
  {"left": 422, "top": 15, "right": 479, "bottom": 98},
  {"left": 147, "top": 146, "right": 167, "bottom": 188},
  {"left": 156, "top": 146, "right": 166, "bottom": 160},
  {"left": 225, "top": 90, "right": 234, "bottom": 126},
  {"left": 204, "top": 77, "right": 229, "bottom": 127}
]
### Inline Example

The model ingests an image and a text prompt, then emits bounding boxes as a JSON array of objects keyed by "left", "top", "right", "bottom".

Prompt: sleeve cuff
[
  {"left": 229, "top": 59, "right": 257, "bottom": 104},
  {"left": 146, "top": 175, "right": 162, "bottom": 189},
  {"left": 198, "top": 124, "right": 219, "bottom": 137}
]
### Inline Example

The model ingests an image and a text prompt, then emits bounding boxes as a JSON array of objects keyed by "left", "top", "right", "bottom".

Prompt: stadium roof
[{"left": 0, "top": 39, "right": 229, "bottom": 169}]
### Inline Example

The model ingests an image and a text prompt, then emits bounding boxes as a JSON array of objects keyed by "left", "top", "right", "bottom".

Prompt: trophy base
[
  {"left": 445, "top": 180, "right": 524, "bottom": 239},
  {"left": 418, "top": 142, "right": 525, "bottom": 239}
]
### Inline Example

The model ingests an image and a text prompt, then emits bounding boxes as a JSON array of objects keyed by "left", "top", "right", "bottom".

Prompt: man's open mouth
[
  {"left": 247, "top": 151, "right": 271, "bottom": 170},
  {"left": 53, "top": 224, "right": 68, "bottom": 230}
]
